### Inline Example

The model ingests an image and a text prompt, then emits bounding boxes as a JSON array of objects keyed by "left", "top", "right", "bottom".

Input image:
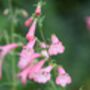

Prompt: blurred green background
[{"left": 0, "top": 0, "right": 90, "bottom": 90}]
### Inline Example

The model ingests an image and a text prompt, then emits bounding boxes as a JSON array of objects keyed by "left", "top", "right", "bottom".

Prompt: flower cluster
[
  {"left": 17, "top": 1, "right": 72, "bottom": 87},
  {"left": 0, "top": 0, "right": 72, "bottom": 88}
]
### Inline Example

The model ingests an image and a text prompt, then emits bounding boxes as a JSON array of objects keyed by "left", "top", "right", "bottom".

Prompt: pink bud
[
  {"left": 35, "top": 5, "right": 41, "bottom": 16},
  {"left": 24, "top": 17, "right": 33, "bottom": 27}
]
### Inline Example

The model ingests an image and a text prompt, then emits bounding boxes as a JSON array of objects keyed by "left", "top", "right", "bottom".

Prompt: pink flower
[
  {"left": 29, "top": 65, "right": 53, "bottom": 84},
  {"left": 48, "top": 34, "right": 65, "bottom": 56},
  {"left": 18, "top": 65, "right": 32, "bottom": 85},
  {"left": 35, "top": 4, "right": 41, "bottom": 16},
  {"left": 85, "top": 16, "right": 90, "bottom": 30},
  {"left": 29, "top": 60, "right": 46, "bottom": 76},
  {"left": 0, "top": 43, "right": 18, "bottom": 79},
  {"left": 23, "top": 38, "right": 36, "bottom": 49},
  {"left": 26, "top": 19, "right": 37, "bottom": 41},
  {"left": 24, "top": 17, "right": 33, "bottom": 27},
  {"left": 18, "top": 49, "right": 40, "bottom": 70},
  {"left": 18, "top": 60, "right": 45, "bottom": 85},
  {"left": 18, "top": 39, "right": 41, "bottom": 69},
  {"left": 0, "top": 43, "right": 18, "bottom": 59},
  {"left": 56, "top": 67, "right": 72, "bottom": 87}
]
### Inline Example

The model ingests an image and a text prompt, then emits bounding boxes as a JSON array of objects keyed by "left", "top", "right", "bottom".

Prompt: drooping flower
[
  {"left": 0, "top": 43, "right": 18, "bottom": 79},
  {"left": 48, "top": 34, "right": 65, "bottom": 56},
  {"left": 35, "top": 4, "right": 41, "bottom": 16},
  {"left": 24, "top": 17, "right": 33, "bottom": 27},
  {"left": 0, "top": 43, "right": 18, "bottom": 60},
  {"left": 26, "top": 19, "right": 37, "bottom": 41},
  {"left": 56, "top": 67, "right": 72, "bottom": 87}
]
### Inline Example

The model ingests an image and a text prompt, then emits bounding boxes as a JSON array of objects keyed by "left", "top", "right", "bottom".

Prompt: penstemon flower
[
  {"left": 18, "top": 39, "right": 41, "bottom": 69},
  {"left": 18, "top": 60, "right": 46, "bottom": 85},
  {"left": 48, "top": 34, "right": 65, "bottom": 56},
  {"left": 0, "top": 43, "right": 18, "bottom": 79},
  {"left": 0, "top": 0, "right": 72, "bottom": 89},
  {"left": 31, "top": 65, "right": 53, "bottom": 84},
  {"left": 56, "top": 67, "right": 72, "bottom": 87}
]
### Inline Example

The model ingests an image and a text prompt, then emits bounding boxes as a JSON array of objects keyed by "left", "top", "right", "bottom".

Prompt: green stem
[
  {"left": 11, "top": 21, "right": 17, "bottom": 90},
  {"left": 3, "top": 31, "right": 11, "bottom": 81},
  {"left": 49, "top": 80, "right": 57, "bottom": 90},
  {"left": 39, "top": 26, "right": 46, "bottom": 42},
  {"left": 8, "top": 0, "right": 17, "bottom": 90}
]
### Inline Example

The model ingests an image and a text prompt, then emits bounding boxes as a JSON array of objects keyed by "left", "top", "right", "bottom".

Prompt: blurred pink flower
[
  {"left": 56, "top": 67, "right": 72, "bottom": 87},
  {"left": 18, "top": 60, "right": 45, "bottom": 85},
  {"left": 30, "top": 65, "right": 53, "bottom": 84},
  {"left": 18, "top": 39, "right": 41, "bottom": 69},
  {"left": 0, "top": 43, "right": 18, "bottom": 79},
  {"left": 85, "top": 16, "right": 90, "bottom": 30},
  {"left": 0, "top": 43, "right": 18, "bottom": 59},
  {"left": 26, "top": 19, "right": 37, "bottom": 41},
  {"left": 35, "top": 4, "right": 41, "bottom": 16},
  {"left": 24, "top": 17, "right": 33, "bottom": 27},
  {"left": 48, "top": 34, "right": 65, "bottom": 56},
  {"left": 18, "top": 65, "right": 31, "bottom": 85}
]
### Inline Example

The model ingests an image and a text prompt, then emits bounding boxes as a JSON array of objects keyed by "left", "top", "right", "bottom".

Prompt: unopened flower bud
[{"left": 35, "top": 4, "right": 41, "bottom": 16}]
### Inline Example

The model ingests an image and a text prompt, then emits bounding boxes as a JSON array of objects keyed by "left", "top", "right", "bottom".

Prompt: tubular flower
[
  {"left": 48, "top": 34, "right": 65, "bottom": 56},
  {"left": 18, "top": 39, "right": 41, "bottom": 69},
  {"left": 24, "top": 17, "right": 33, "bottom": 27},
  {"left": 0, "top": 43, "right": 18, "bottom": 79},
  {"left": 26, "top": 19, "right": 37, "bottom": 41},
  {"left": 18, "top": 60, "right": 45, "bottom": 85},
  {"left": 56, "top": 67, "right": 72, "bottom": 87},
  {"left": 0, "top": 43, "right": 18, "bottom": 60},
  {"left": 17, "top": 66, "right": 31, "bottom": 85}
]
